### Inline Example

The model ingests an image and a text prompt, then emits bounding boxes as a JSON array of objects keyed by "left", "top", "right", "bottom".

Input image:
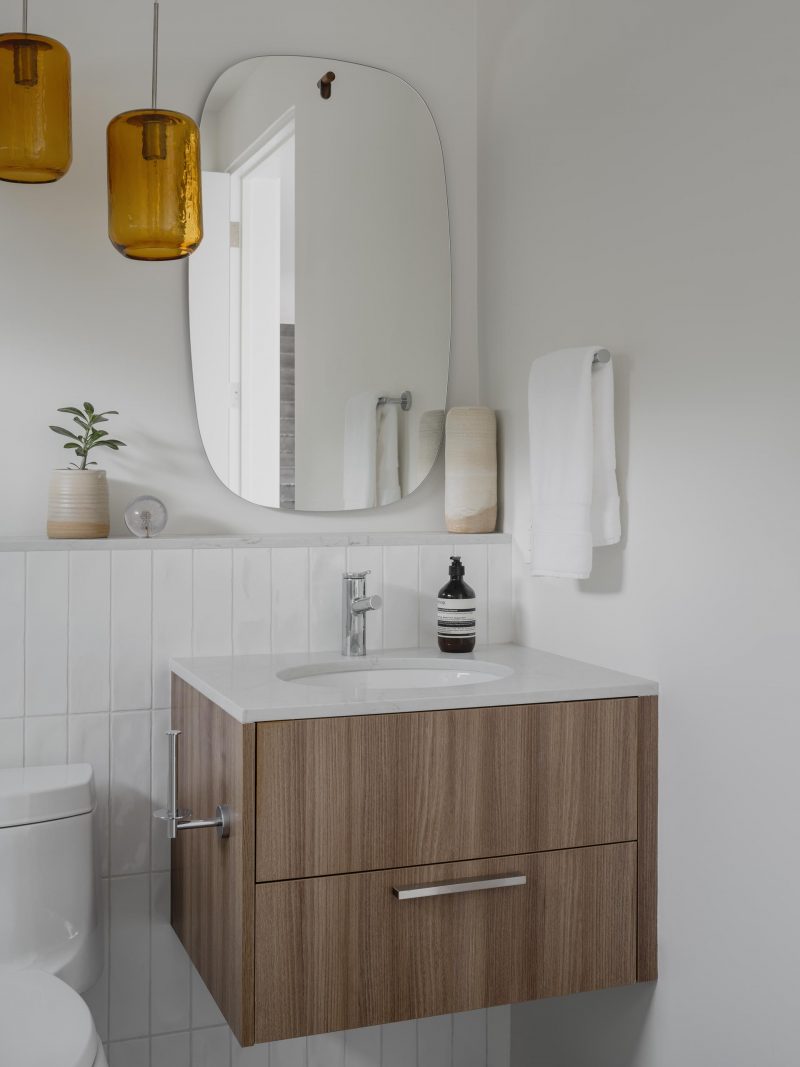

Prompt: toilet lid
[{"left": 0, "top": 970, "right": 99, "bottom": 1067}]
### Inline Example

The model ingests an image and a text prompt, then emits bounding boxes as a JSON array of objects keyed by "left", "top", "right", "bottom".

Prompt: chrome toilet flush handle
[{"left": 153, "top": 729, "right": 231, "bottom": 840}]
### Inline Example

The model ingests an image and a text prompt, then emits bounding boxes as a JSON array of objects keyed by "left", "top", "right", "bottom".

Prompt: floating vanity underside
[{"left": 169, "top": 647, "right": 658, "bottom": 1046}]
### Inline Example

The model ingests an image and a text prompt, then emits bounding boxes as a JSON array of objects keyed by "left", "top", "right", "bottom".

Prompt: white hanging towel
[
  {"left": 528, "top": 347, "right": 621, "bottom": 578},
  {"left": 343, "top": 392, "right": 379, "bottom": 509},
  {"left": 377, "top": 403, "right": 401, "bottom": 505}
]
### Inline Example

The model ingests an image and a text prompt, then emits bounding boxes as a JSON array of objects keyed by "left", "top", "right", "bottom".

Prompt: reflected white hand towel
[
  {"left": 528, "top": 347, "right": 621, "bottom": 578},
  {"left": 377, "top": 403, "right": 401, "bottom": 505},
  {"left": 343, "top": 392, "right": 379, "bottom": 509}
]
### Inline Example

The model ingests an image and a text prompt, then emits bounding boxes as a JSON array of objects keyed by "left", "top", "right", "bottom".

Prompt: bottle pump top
[{"left": 449, "top": 556, "right": 465, "bottom": 578}]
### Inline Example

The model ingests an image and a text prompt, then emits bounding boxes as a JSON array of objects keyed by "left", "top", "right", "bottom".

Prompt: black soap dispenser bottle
[{"left": 437, "top": 556, "right": 476, "bottom": 653}]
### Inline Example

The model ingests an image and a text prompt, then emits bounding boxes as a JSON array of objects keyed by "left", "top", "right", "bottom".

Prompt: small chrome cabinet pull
[
  {"left": 153, "top": 729, "right": 231, "bottom": 840},
  {"left": 392, "top": 873, "right": 526, "bottom": 900}
]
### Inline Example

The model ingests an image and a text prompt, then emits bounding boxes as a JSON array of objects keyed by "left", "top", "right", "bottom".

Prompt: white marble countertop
[{"left": 171, "top": 644, "right": 658, "bottom": 724}]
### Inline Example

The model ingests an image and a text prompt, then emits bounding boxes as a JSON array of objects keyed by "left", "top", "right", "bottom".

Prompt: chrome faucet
[{"left": 342, "top": 571, "right": 382, "bottom": 656}]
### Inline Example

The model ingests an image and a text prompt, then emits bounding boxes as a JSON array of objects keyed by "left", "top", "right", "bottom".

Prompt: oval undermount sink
[{"left": 278, "top": 657, "right": 513, "bottom": 691}]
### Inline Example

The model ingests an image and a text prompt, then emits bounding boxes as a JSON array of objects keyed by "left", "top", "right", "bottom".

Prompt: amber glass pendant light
[
  {"left": 107, "top": 2, "right": 202, "bottom": 261},
  {"left": 0, "top": 0, "right": 71, "bottom": 183}
]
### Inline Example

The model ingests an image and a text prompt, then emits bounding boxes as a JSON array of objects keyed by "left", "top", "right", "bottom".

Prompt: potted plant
[{"left": 47, "top": 402, "right": 126, "bottom": 539}]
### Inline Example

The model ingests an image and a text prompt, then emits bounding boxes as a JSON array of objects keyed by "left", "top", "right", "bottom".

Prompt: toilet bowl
[
  {"left": 0, "top": 970, "right": 108, "bottom": 1067},
  {"left": 0, "top": 765, "right": 106, "bottom": 1067}
]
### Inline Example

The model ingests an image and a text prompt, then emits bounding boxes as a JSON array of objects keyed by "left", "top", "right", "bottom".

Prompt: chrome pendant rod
[
  {"left": 22, "top": 0, "right": 28, "bottom": 34},
  {"left": 151, "top": 1, "right": 159, "bottom": 109}
]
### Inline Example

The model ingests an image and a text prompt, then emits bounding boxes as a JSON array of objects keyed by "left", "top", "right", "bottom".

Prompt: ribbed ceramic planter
[
  {"left": 47, "top": 469, "right": 110, "bottom": 539},
  {"left": 445, "top": 406, "right": 497, "bottom": 534}
]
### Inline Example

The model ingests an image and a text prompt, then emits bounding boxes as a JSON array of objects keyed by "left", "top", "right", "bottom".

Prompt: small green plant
[{"left": 50, "top": 402, "right": 127, "bottom": 470}]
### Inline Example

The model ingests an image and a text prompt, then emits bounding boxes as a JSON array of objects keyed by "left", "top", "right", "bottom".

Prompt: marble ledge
[{"left": 0, "top": 531, "right": 511, "bottom": 552}]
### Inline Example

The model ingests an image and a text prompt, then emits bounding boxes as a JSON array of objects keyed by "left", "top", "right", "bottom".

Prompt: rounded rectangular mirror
[{"left": 190, "top": 56, "right": 450, "bottom": 511}]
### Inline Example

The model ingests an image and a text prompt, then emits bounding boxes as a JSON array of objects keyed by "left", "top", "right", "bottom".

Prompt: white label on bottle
[{"left": 437, "top": 597, "right": 477, "bottom": 639}]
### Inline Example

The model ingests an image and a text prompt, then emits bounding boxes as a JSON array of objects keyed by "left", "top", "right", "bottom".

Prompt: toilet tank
[{"left": 0, "top": 764, "right": 102, "bottom": 993}]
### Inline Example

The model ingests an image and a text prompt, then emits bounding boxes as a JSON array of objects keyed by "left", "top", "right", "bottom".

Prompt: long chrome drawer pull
[{"left": 392, "top": 873, "right": 526, "bottom": 900}]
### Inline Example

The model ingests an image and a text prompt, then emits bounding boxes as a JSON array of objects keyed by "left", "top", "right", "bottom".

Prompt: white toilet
[{"left": 0, "top": 763, "right": 108, "bottom": 1067}]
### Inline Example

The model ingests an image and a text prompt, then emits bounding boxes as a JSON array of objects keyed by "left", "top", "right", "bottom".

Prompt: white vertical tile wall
[
  {"left": 0, "top": 538, "right": 511, "bottom": 1067},
  {"left": 0, "top": 552, "right": 24, "bottom": 717}
]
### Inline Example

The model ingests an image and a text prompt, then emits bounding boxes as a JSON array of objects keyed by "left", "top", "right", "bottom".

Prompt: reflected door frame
[{"left": 229, "top": 109, "right": 295, "bottom": 505}]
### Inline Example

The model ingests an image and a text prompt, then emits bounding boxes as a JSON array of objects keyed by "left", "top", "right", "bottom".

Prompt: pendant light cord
[
  {"left": 151, "top": 1, "right": 159, "bottom": 109},
  {"left": 22, "top": 0, "right": 28, "bottom": 34}
]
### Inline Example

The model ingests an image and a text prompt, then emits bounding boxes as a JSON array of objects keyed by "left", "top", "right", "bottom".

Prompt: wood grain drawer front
[
  {"left": 255, "top": 699, "right": 637, "bottom": 881},
  {"left": 254, "top": 842, "right": 637, "bottom": 1042}
]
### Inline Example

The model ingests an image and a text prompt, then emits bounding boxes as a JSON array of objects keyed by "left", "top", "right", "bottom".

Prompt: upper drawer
[{"left": 256, "top": 698, "right": 638, "bottom": 881}]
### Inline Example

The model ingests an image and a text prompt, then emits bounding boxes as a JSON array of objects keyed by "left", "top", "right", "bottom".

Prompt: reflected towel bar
[{"left": 378, "top": 390, "right": 412, "bottom": 410}]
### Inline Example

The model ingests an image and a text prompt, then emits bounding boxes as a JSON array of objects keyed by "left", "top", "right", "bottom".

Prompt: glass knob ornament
[{"left": 124, "top": 496, "right": 167, "bottom": 538}]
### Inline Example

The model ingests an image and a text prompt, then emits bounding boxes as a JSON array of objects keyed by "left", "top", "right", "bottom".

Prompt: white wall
[
  {"left": 477, "top": 1, "right": 800, "bottom": 1064},
  {"left": 0, "top": 535, "right": 512, "bottom": 1067},
  {"left": 0, "top": 0, "right": 477, "bottom": 537}
]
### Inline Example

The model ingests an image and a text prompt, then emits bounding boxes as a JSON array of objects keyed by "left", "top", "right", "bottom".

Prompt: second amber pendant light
[{"left": 107, "top": 2, "right": 202, "bottom": 261}]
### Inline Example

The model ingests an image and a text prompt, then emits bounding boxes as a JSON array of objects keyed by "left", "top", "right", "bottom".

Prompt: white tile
[
  {"left": 487, "top": 543, "right": 513, "bottom": 645},
  {"left": 83, "top": 877, "right": 110, "bottom": 1042},
  {"left": 231, "top": 1035, "right": 269, "bottom": 1067},
  {"left": 109, "top": 1038, "right": 150, "bottom": 1067},
  {"left": 110, "top": 712, "right": 151, "bottom": 876},
  {"left": 308, "top": 1032, "right": 345, "bottom": 1067},
  {"left": 0, "top": 719, "right": 23, "bottom": 768},
  {"left": 150, "top": 708, "right": 171, "bottom": 872},
  {"left": 193, "top": 549, "right": 233, "bottom": 656},
  {"left": 346, "top": 546, "right": 383, "bottom": 651},
  {"left": 192, "top": 1026, "right": 232, "bottom": 1067},
  {"left": 232, "top": 548, "right": 271, "bottom": 655},
  {"left": 417, "top": 1014, "right": 452, "bottom": 1067},
  {"left": 269, "top": 1036, "right": 308, "bottom": 1067},
  {"left": 271, "top": 549, "right": 309, "bottom": 654},
  {"left": 452, "top": 1010, "right": 486, "bottom": 1067},
  {"left": 344, "top": 1026, "right": 381, "bottom": 1067},
  {"left": 456, "top": 544, "right": 488, "bottom": 645},
  {"left": 0, "top": 553, "right": 24, "bottom": 717},
  {"left": 418, "top": 545, "right": 453, "bottom": 649},
  {"left": 69, "top": 551, "right": 111, "bottom": 714},
  {"left": 151, "top": 1032, "right": 190, "bottom": 1067},
  {"left": 382, "top": 546, "right": 419, "bottom": 650},
  {"left": 26, "top": 552, "right": 68, "bottom": 715},
  {"left": 150, "top": 872, "right": 190, "bottom": 1034},
  {"left": 25, "top": 715, "right": 67, "bottom": 765},
  {"left": 111, "top": 551, "right": 152, "bottom": 711},
  {"left": 191, "top": 966, "right": 227, "bottom": 1029},
  {"left": 109, "top": 875, "right": 150, "bottom": 1041},
  {"left": 486, "top": 1005, "right": 511, "bottom": 1067},
  {"left": 69, "top": 712, "right": 110, "bottom": 875},
  {"left": 310, "top": 547, "right": 346, "bottom": 652},
  {"left": 380, "top": 1019, "right": 417, "bottom": 1067},
  {"left": 152, "top": 550, "right": 192, "bottom": 709}
]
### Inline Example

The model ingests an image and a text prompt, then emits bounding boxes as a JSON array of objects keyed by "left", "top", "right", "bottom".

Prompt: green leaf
[
  {"left": 63, "top": 442, "right": 80, "bottom": 450},
  {"left": 98, "top": 439, "right": 126, "bottom": 448},
  {"left": 98, "top": 410, "right": 119, "bottom": 417},
  {"left": 57, "top": 407, "right": 84, "bottom": 417},
  {"left": 83, "top": 402, "right": 95, "bottom": 415},
  {"left": 50, "top": 425, "right": 81, "bottom": 441},
  {"left": 72, "top": 416, "right": 90, "bottom": 431}
]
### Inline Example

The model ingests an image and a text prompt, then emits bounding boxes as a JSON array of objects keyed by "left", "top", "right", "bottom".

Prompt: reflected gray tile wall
[
  {"left": 280, "top": 325, "right": 296, "bottom": 511},
  {"left": 0, "top": 541, "right": 512, "bottom": 1067}
]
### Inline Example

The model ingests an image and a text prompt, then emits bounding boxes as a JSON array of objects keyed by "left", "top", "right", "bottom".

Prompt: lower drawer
[{"left": 254, "top": 842, "right": 637, "bottom": 1042}]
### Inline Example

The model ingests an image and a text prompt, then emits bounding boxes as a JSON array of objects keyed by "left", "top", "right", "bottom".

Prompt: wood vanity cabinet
[{"left": 170, "top": 676, "right": 657, "bottom": 1047}]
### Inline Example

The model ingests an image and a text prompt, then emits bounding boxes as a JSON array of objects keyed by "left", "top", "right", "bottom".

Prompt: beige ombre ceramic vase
[
  {"left": 47, "top": 469, "right": 110, "bottom": 539},
  {"left": 445, "top": 406, "right": 497, "bottom": 534}
]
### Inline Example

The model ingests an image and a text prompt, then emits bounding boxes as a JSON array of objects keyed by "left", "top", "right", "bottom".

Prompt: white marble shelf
[
  {"left": 0, "top": 531, "right": 511, "bottom": 552},
  {"left": 171, "top": 643, "right": 658, "bottom": 724}
]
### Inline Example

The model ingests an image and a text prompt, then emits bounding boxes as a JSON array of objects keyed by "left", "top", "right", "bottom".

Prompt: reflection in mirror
[{"left": 189, "top": 57, "right": 450, "bottom": 511}]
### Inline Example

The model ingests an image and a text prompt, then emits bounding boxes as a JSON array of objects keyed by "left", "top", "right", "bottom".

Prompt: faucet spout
[{"left": 342, "top": 572, "right": 382, "bottom": 656}]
